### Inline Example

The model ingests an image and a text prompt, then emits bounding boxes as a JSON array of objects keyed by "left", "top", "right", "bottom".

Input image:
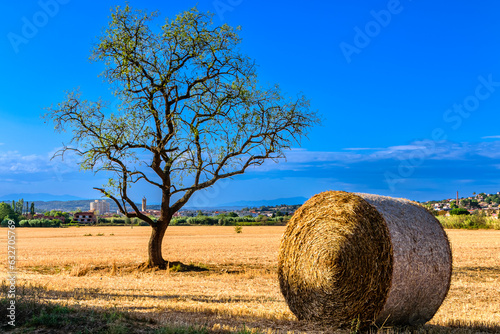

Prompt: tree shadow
[
  {"left": 2, "top": 283, "right": 499, "bottom": 333},
  {"left": 135, "top": 261, "right": 209, "bottom": 272},
  {"left": 167, "top": 261, "right": 210, "bottom": 272}
]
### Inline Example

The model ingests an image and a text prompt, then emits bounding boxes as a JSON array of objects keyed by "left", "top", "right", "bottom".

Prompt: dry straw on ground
[
  {"left": 278, "top": 191, "right": 452, "bottom": 329},
  {"left": 0, "top": 226, "right": 498, "bottom": 332}
]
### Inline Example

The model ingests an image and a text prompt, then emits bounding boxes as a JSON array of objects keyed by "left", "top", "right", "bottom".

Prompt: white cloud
[
  {"left": 3, "top": 141, "right": 500, "bottom": 183},
  {"left": 482, "top": 135, "right": 500, "bottom": 139},
  {"left": 386, "top": 145, "right": 427, "bottom": 151},
  {"left": 456, "top": 179, "right": 475, "bottom": 183},
  {"left": 253, "top": 140, "right": 500, "bottom": 172},
  {"left": 0, "top": 151, "right": 46, "bottom": 173},
  {"left": 343, "top": 147, "right": 383, "bottom": 151},
  {"left": 0, "top": 149, "right": 81, "bottom": 175}
]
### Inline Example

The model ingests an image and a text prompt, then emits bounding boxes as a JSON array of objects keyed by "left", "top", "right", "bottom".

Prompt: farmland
[{"left": 1, "top": 226, "right": 499, "bottom": 333}]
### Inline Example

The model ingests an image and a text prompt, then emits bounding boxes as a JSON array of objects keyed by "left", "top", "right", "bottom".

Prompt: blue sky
[{"left": 2, "top": 0, "right": 500, "bottom": 204}]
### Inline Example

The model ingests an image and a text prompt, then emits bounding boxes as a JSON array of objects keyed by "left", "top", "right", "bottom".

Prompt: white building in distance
[{"left": 90, "top": 200, "right": 110, "bottom": 215}]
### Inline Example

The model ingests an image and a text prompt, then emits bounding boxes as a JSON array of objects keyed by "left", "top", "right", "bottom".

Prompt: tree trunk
[{"left": 146, "top": 220, "right": 169, "bottom": 268}]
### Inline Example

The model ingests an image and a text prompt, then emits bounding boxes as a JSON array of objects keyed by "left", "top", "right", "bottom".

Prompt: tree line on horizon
[{"left": 0, "top": 199, "right": 35, "bottom": 223}]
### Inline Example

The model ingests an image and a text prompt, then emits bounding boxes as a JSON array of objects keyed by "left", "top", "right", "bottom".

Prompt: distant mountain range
[
  {"left": 218, "top": 196, "right": 308, "bottom": 208},
  {"left": 0, "top": 199, "right": 117, "bottom": 213},
  {"left": 177, "top": 197, "right": 308, "bottom": 210},
  {"left": 0, "top": 193, "right": 308, "bottom": 212}
]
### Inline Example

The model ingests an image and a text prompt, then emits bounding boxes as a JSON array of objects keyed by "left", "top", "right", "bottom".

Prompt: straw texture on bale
[{"left": 278, "top": 191, "right": 452, "bottom": 328}]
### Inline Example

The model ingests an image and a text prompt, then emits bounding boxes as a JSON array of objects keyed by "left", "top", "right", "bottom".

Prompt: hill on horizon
[
  {"left": 1, "top": 195, "right": 309, "bottom": 212},
  {"left": 219, "top": 196, "right": 308, "bottom": 208},
  {"left": 0, "top": 199, "right": 117, "bottom": 213}
]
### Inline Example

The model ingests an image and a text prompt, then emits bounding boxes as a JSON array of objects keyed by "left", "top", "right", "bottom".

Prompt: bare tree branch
[{"left": 45, "top": 5, "right": 320, "bottom": 267}]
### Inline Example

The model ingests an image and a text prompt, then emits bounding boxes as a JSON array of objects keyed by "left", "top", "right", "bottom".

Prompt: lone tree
[{"left": 46, "top": 5, "right": 319, "bottom": 268}]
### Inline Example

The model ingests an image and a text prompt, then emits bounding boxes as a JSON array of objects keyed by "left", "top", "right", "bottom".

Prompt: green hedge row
[{"left": 437, "top": 215, "right": 500, "bottom": 229}]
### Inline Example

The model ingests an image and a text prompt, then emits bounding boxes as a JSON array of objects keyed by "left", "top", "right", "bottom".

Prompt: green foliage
[
  {"left": 99, "top": 217, "right": 127, "bottom": 225},
  {"left": 170, "top": 218, "right": 188, "bottom": 226},
  {"left": 0, "top": 202, "right": 15, "bottom": 222},
  {"left": 234, "top": 225, "right": 242, "bottom": 234},
  {"left": 450, "top": 208, "right": 470, "bottom": 215},
  {"left": 14, "top": 198, "right": 24, "bottom": 215},
  {"left": 27, "top": 304, "right": 72, "bottom": 328},
  {"left": 18, "top": 219, "right": 61, "bottom": 228},
  {"left": 43, "top": 210, "right": 69, "bottom": 218},
  {"left": 169, "top": 263, "right": 182, "bottom": 272},
  {"left": 187, "top": 216, "right": 219, "bottom": 225},
  {"left": 256, "top": 214, "right": 269, "bottom": 222},
  {"left": 169, "top": 214, "right": 288, "bottom": 226},
  {"left": 438, "top": 215, "right": 500, "bottom": 229},
  {"left": 483, "top": 193, "right": 500, "bottom": 204},
  {"left": 19, "top": 220, "right": 31, "bottom": 227},
  {"left": 460, "top": 198, "right": 480, "bottom": 208}
]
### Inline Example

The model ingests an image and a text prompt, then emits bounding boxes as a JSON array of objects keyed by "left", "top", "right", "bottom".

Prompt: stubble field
[{"left": 1, "top": 226, "right": 499, "bottom": 333}]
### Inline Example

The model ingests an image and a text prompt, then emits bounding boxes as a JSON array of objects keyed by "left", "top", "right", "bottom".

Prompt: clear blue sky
[{"left": 2, "top": 0, "right": 500, "bottom": 204}]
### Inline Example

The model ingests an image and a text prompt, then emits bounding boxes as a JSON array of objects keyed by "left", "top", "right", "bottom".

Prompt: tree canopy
[
  {"left": 0, "top": 203, "right": 15, "bottom": 222},
  {"left": 450, "top": 208, "right": 470, "bottom": 216},
  {"left": 46, "top": 5, "right": 320, "bottom": 267}
]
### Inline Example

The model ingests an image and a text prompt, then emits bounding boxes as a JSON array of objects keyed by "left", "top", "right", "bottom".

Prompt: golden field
[{"left": 1, "top": 226, "right": 499, "bottom": 333}]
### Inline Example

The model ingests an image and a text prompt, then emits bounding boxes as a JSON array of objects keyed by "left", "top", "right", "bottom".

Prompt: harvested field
[{"left": 1, "top": 226, "right": 499, "bottom": 333}]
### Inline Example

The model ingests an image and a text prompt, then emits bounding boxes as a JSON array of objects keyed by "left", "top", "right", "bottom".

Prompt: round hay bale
[{"left": 278, "top": 191, "right": 452, "bottom": 328}]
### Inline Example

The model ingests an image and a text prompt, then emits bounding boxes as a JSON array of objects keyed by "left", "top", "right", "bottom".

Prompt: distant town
[
  {"left": 0, "top": 196, "right": 302, "bottom": 227},
  {"left": 2, "top": 191, "right": 500, "bottom": 227},
  {"left": 70, "top": 198, "right": 302, "bottom": 225},
  {"left": 422, "top": 192, "right": 500, "bottom": 218}
]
